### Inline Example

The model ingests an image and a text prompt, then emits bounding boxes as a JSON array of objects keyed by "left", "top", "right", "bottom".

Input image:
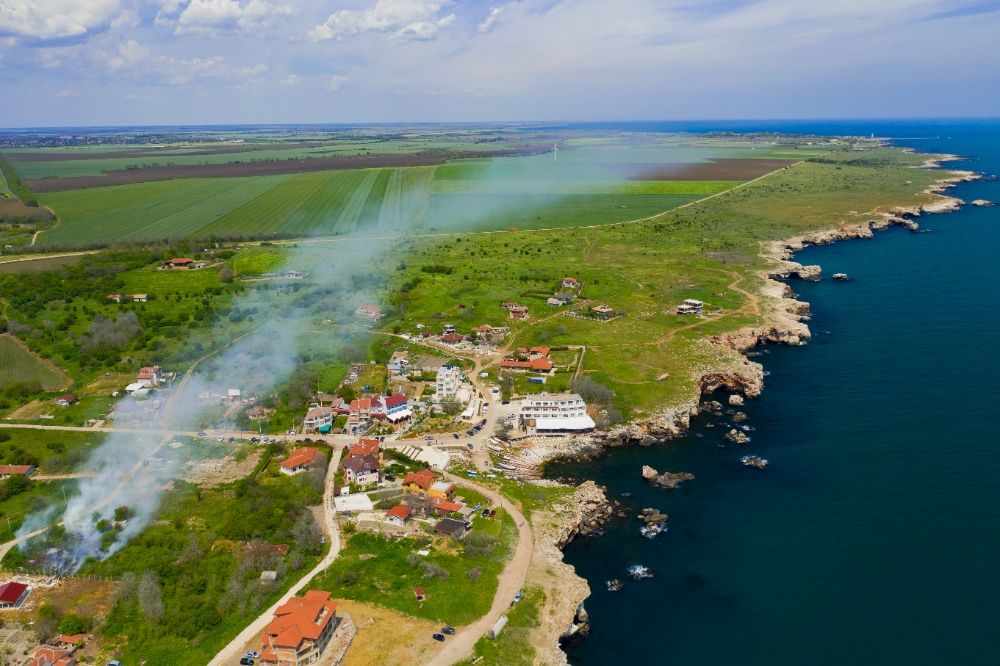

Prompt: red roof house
[
  {"left": 280, "top": 447, "right": 323, "bottom": 475},
  {"left": 0, "top": 581, "right": 29, "bottom": 608},
  {"left": 163, "top": 257, "right": 194, "bottom": 268},
  {"left": 403, "top": 469, "right": 435, "bottom": 492},
  {"left": 385, "top": 504, "right": 411, "bottom": 525},
  {"left": 0, "top": 465, "right": 35, "bottom": 479},
  {"left": 29, "top": 646, "right": 76, "bottom": 666},
  {"left": 349, "top": 438, "right": 381, "bottom": 458},
  {"left": 259, "top": 590, "right": 339, "bottom": 666}
]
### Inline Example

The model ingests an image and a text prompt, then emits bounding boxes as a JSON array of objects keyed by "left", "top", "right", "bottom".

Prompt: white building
[
  {"left": 435, "top": 365, "right": 461, "bottom": 400},
  {"left": 519, "top": 393, "right": 596, "bottom": 432}
]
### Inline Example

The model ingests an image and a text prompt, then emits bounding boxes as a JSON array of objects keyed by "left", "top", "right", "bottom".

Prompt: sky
[{"left": 0, "top": 0, "right": 999, "bottom": 127}]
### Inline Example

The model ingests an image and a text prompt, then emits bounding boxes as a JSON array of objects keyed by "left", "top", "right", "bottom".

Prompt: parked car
[
  {"left": 453, "top": 433, "right": 461, "bottom": 439},
  {"left": 513, "top": 590, "right": 523, "bottom": 604},
  {"left": 441, "top": 626, "right": 456, "bottom": 635},
  {"left": 467, "top": 443, "right": 474, "bottom": 450},
  {"left": 385, "top": 474, "right": 395, "bottom": 482},
  {"left": 239, "top": 659, "right": 254, "bottom": 666},
  {"left": 432, "top": 633, "right": 446, "bottom": 642},
  {"left": 482, "top": 508, "right": 490, "bottom": 517},
  {"left": 197, "top": 431, "right": 207, "bottom": 437},
  {"left": 425, "top": 435, "right": 434, "bottom": 441}
]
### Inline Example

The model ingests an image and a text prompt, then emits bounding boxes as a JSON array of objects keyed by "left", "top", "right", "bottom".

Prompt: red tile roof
[
  {"left": 386, "top": 504, "right": 411, "bottom": 521},
  {"left": 263, "top": 590, "right": 337, "bottom": 650},
  {"left": 530, "top": 358, "right": 554, "bottom": 371},
  {"left": 383, "top": 392, "right": 407, "bottom": 409},
  {"left": 280, "top": 447, "right": 323, "bottom": 471},
  {"left": 166, "top": 257, "right": 193, "bottom": 265},
  {"left": 55, "top": 634, "right": 86, "bottom": 646},
  {"left": 474, "top": 325, "right": 493, "bottom": 333},
  {"left": 403, "top": 469, "right": 434, "bottom": 490},
  {"left": 0, "top": 465, "right": 34, "bottom": 477},
  {"left": 440, "top": 333, "right": 464, "bottom": 344},
  {"left": 29, "top": 646, "right": 75, "bottom": 666},
  {"left": 434, "top": 500, "right": 464, "bottom": 514},
  {"left": 349, "top": 438, "right": 381, "bottom": 457},
  {"left": 0, "top": 581, "right": 28, "bottom": 605}
]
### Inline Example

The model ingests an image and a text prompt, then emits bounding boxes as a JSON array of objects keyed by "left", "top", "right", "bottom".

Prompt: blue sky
[{"left": 0, "top": 0, "right": 998, "bottom": 127}]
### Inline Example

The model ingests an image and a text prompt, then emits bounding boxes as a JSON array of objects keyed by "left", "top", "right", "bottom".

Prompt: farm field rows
[{"left": 0, "top": 334, "right": 70, "bottom": 389}]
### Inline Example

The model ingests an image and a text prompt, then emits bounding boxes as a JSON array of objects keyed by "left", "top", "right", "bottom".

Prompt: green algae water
[{"left": 547, "top": 120, "right": 1000, "bottom": 665}]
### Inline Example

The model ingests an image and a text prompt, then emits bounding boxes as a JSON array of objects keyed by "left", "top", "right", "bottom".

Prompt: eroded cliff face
[{"left": 526, "top": 481, "right": 613, "bottom": 665}]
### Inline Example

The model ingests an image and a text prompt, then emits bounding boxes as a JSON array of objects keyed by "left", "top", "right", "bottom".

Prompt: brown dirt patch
[
  {"left": 0, "top": 198, "right": 52, "bottom": 220},
  {"left": 611, "top": 157, "right": 796, "bottom": 181},
  {"left": 338, "top": 600, "right": 441, "bottom": 666},
  {"left": 181, "top": 449, "right": 262, "bottom": 486},
  {"left": 26, "top": 147, "right": 549, "bottom": 192},
  {"left": 4, "top": 142, "right": 330, "bottom": 162},
  {"left": 5, "top": 399, "right": 50, "bottom": 420},
  {"left": 0, "top": 254, "right": 84, "bottom": 274}
]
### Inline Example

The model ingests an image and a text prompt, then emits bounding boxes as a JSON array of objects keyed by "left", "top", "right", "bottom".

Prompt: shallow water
[{"left": 547, "top": 120, "right": 1000, "bottom": 665}]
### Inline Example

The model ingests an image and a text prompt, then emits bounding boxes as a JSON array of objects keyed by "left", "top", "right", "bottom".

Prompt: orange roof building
[
  {"left": 385, "top": 504, "right": 411, "bottom": 524},
  {"left": 29, "top": 646, "right": 76, "bottom": 666},
  {"left": 349, "top": 438, "right": 381, "bottom": 458},
  {"left": 280, "top": 447, "right": 324, "bottom": 475},
  {"left": 402, "top": 469, "right": 435, "bottom": 493},
  {"left": 259, "top": 590, "right": 339, "bottom": 666}
]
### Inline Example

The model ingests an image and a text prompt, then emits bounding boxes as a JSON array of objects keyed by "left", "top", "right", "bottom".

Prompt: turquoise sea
[{"left": 547, "top": 120, "right": 1000, "bottom": 665}]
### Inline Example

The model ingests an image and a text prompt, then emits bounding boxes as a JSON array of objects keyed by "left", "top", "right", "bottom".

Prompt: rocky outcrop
[
  {"left": 728, "top": 394, "right": 744, "bottom": 407},
  {"left": 972, "top": 199, "right": 994, "bottom": 207},
  {"left": 641, "top": 465, "right": 694, "bottom": 489},
  {"left": 638, "top": 507, "right": 669, "bottom": 525},
  {"left": 527, "top": 480, "right": 614, "bottom": 665}
]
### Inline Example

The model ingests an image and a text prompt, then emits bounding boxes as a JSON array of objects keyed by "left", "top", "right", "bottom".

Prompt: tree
[
  {"left": 572, "top": 376, "right": 614, "bottom": 405},
  {"left": 219, "top": 265, "right": 234, "bottom": 284},
  {"left": 138, "top": 571, "right": 164, "bottom": 622},
  {"left": 291, "top": 510, "right": 323, "bottom": 556},
  {"left": 441, "top": 397, "right": 463, "bottom": 416},
  {"left": 34, "top": 603, "right": 60, "bottom": 643}
]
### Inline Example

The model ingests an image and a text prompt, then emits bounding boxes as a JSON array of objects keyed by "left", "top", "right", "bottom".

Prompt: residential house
[
  {"left": 355, "top": 304, "right": 383, "bottom": 321},
  {"left": 402, "top": 469, "right": 435, "bottom": 494},
  {"left": 385, "top": 504, "right": 411, "bottom": 526},
  {"left": 380, "top": 393, "right": 412, "bottom": 423},
  {"left": 546, "top": 297, "right": 563, "bottom": 306},
  {"left": 246, "top": 405, "right": 273, "bottom": 421},
  {"left": 303, "top": 406, "right": 334, "bottom": 431},
  {"left": 428, "top": 480, "right": 455, "bottom": 500},
  {"left": 413, "top": 586, "right": 426, "bottom": 601},
  {"left": 53, "top": 635, "right": 86, "bottom": 648},
  {"left": 0, "top": 581, "right": 29, "bottom": 609},
  {"left": 342, "top": 454, "right": 380, "bottom": 486},
  {"left": 590, "top": 304, "right": 615, "bottom": 320},
  {"left": 517, "top": 346, "right": 550, "bottom": 359},
  {"left": 519, "top": 393, "right": 596, "bottom": 433},
  {"left": 440, "top": 332, "right": 465, "bottom": 345},
  {"left": 131, "top": 293, "right": 148, "bottom": 303},
  {"left": 508, "top": 305, "right": 529, "bottom": 320},
  {"left": 348, "top": 438, "right": 381, "bottom": 459},
  {"left": 473, "top": 324, "right": 508, "bottom": 344},
  {"left": 135, "top": 366, "right": 162, "bottom": 387},
  {"left": 443, "top": 323, "right": 456, "bottom": 334},
  {"left": 162, "top": 257, "right": 194, "bottom": 269},
  {"left": 435, "top": 366, "right": 461, "bottom": 400},
  {"left": 107, "top": 293, "right": 123, "bottom": 303},
  {"left": 348, "top": 397, "right": 375, "bottom": 425},
  {"left": 55, "top": 395, "right": 77, "bottom": 406},
  {"left": 0, "top": 465, "right": 36, "bottom": 479},
  {"left": 432, "top": 498, "right": 464, "bottom": 516},
  {"left": 555, "top": 292, "right": 575, "bottom": 303},
  {"left": 280, "top": 447, "right": 324, "bottom": 475},
  {"left": 562, "top": 277, "right": 580, "bottom": 289},
  {"left": 259, "top": 590, "right": 339, "bottom": 666},
  {"left": 434, "top": 517, "right": 469, "bottom": 540}
]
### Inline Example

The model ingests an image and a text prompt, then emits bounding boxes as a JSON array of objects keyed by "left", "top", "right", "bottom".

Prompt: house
[
  {"left": 55, "top": 394, "right": 77, "bottom": 406},
  {"left": 28, "top": 645, "right": 76, "bottom": 666},
  {"left": 428, "top": 480, "right": 455, "bottom": 500},
  {"left": 280, "top": 447, "right": 324, "bottom": 475},
  {"left": 355, "top": 304, "right": 383, "bottom": 321},
  {"left": 591, "top": 304, "right": 615, "bottom": 320},
  {"left": 135, "top": 366, "right": 162, "bottom": 387},
  {"left": 131, "top": 293, "right": 148, "bottom": 303},
  {"left": 434, "top": 517, "right": 469, "bottom": 539},
  {"left": 555, "top": 292, "right": 575, "bottom": 303},
  {"left": 342, "top": 454, "right": 379, "bottom": 486},
  {"left": 546, "top": 297, "right": 563, "bottom": 306},
  {"left": 440, "top": 333, "right": 465, "bottom": 345},
  {"left": 519, "top": 393, "right": 596, "bottom": 433},
  {"left": 107, "top": 293, "right": 123, "bottom": 303},
  {"left": 380, "top": 393, "right": 412, "bottom": 423},
  {"left": 53, "top": 634, "right": 86, "bottom": 648},
  {"left": 385, "top": 504, "right": 411, "bottom": 526},
  {"left": 676, "top": 303, "right": 700, "bottom": 315},
  {"left": 0, "top": 581, "right": 29, "bottom": 609},
  {"left": 333, "top": 493, "right": 374, "bottom": 514},
  {"left": 387, "top": 352, "right": 410, "bottom": 376},
  {"left": 443, "top": 323, "right": 456, "bottom": 334},
  {"left": 500, "top": 301, "right": 519, "bottom": 311},
  {"left": 435, "top": 366, "right": 461, "bottom": 399},
  {"left": 0, "top": 465, "right": 36, "bottom": 479},
  {"left": 349, "top": 438, "right": 381, "bottom": 458},
  {"left": 517, "top": 346, "right": 550, "bottom": 359},
  {"left": 413, "top": 586, "right": 426, "bottom": 601},
  {"left": 303, "top": 406, "right": 334, "bottom": 430},
  {"left": 162, "top": 257, "right": 194, "bottom": 269},
  {"left": 402, "top": 469, "right": 435, "bottom": 494},
  {"left": 433, "top": 499, "right": 464, "bottom": 516},
  {"left": 259, "top": 590, "right": 339, "bottom": 666},
  {"left": 348, "top": 397, "right": 375, "bottom": 424},
  {"left": 508, "top": 305, "right": 528, "bottom": 320},
  {"left": 499, "top": 357, "right": 553, "bottom": 374},
  {"left": 562, "top": 277, "right": 580, "bottom": 289},
  {"left": 246, "top": 405, "right": 273, "bottom": 421}
]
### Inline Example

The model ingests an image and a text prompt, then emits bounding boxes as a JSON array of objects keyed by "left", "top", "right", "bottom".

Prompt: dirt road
[{"left": 423, "top": 472, "right": 534, "bottom": 666}]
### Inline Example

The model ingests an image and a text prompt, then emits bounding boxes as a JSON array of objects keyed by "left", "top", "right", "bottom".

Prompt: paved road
[
  {"left": 423, "top": 472, "right": 533, "bottom": 666},
  {"left": 207, "top": 442, "right": 344, "bottom": 666}
]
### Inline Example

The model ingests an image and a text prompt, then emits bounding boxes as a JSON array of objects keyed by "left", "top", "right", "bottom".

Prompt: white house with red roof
[
  {"left": 0, "top": 581, "right": 29, "bottom": 608},
  {"left": 379, "top": 392, "right": 412, "bottom": 423},
  {"left": 280, "top": 447, "right": 324, "bottom": 475},
  {"left": 355, "top": 304, "right": 382, "bottom": 321},
  {"left": 135, "top": 366, "right": 162, "bottom": 387},
  {"left": 385, "top": 504, "right": 411, "bottom": 526},
  {"left": 259, "top": 590, "right": 339, "bottom": 666}
]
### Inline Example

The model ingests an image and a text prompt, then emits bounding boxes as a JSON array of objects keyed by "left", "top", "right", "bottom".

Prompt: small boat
[
  {"left": 606, "top": 579, "right": 623, "bottom": 592},
  {"left": 627, "top": 564, "right": 655, "bottom": 580},
  {"left": 741, "top": 455, "right": 769, "bottom": 469}
]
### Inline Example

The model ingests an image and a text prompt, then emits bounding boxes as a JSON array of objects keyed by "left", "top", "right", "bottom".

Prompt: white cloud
[
  {"left": 328, "top": 74, "right": 347, "bottom": 91},
  {"left": 0, "top": 0, "right": 122, "bottom": 41},
  {"left": 56, "top": 88, "right": 77, "bottom": 97},
  {"left": 176, "top": 0, "right": 293, "bottom": 35},
  {"left": 102, "top": 38, "right": 149, "bottom": 70},
  {"left": 309, "top": 0, "right": 455, "bottom": 42},
  {"left": 477, "top": 5, "right": 504, "bottom": 33},
  {"left": 99, "top": 38, "right": 268, "bottom": 85},
  {"left": 281, "top": 73, "right": 299, "bottom": 86}
]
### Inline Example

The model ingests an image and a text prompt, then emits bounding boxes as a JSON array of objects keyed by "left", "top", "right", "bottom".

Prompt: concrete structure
[
  {"left": 435, "top": 366, "right": 461, "bottom": 400},
  {"left": 519, "top": 393, "right": 596, "bottom": 432}
]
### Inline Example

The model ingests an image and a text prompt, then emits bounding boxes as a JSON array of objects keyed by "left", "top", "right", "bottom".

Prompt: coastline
[{"left": 516, "top": 153, "right": 981, "bottom": 663}]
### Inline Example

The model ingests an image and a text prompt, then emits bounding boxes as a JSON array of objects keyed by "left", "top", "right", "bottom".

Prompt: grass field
[{"left": 0, "top": 334, "right": 70, "bottom": 389}]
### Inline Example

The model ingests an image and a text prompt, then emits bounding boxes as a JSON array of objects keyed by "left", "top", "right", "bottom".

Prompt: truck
[{"left": 488, "top": 615, "right": 509, "bottom": 639}]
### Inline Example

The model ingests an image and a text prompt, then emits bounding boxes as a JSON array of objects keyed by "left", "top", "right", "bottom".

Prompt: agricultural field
[
  {"left": 7, "top": 132, "right": 830, "bottom": 249},
  {"left": 0, "top": 334, "right": 70, "bottom": 390}
]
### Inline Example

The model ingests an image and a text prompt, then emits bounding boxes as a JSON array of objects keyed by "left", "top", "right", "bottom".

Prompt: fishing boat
[
  {"left": 627, "top": 564, "right": 655, "bottom": 580},
  {"left": 607, "top": 579, "right": 623, "bottom": 592},
  {"left": 741, "top": 455, "right": 768, "bottom": 469}
]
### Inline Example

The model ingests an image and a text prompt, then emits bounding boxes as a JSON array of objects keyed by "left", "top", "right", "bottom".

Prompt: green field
[{"left": 0, "top": 334, "right": 70, "bottom": 389}]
